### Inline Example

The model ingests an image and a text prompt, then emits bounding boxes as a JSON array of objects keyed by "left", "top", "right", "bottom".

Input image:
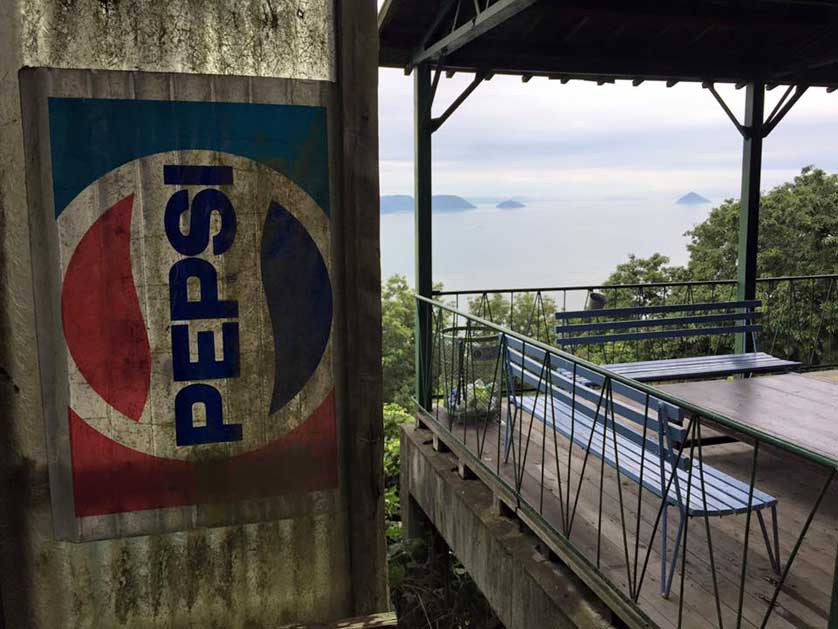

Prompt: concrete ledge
[
  {"left": 280, "top": 611, "right": 398, "bottom": 628},
  {"left": 400, "top": 424, "right": 614, "bottom": 629}
]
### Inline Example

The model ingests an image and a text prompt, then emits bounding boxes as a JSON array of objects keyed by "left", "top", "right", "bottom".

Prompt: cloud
[{"left": 379, "top": 68, "right": 838, "bottom": 199}]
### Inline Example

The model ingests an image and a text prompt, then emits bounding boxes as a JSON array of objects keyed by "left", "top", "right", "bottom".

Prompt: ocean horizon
[{"left": 380, "top": 197, "right": 715, "bottom": 293}]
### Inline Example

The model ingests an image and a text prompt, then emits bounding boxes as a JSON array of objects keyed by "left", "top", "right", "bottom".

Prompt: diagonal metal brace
[
  {"left": 763, "top": 85, "right": 808, "bottom": 137},
  {"left": 704, "top": 82, "right": 750, "bottom": 138},
  {"left": 705, "top": 81, "right": 809, "bottom": 140},
  {"left": 431, "top": 72, "right": 487, "bottom": 132}
]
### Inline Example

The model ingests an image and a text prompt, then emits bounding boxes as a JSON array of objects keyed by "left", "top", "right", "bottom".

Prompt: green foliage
[
  {"left": 605, "top": 167, "right": 838, "bottom": 286},
  {"left": 605, "top": 252, "right": 690, "bottom": 290},
  {"left": 382, "top": 275, "right": 446, "bottom": 408},
  {"left": 687, "top": 166, "right": 838, "bottom": 280},
  {"left": 382, "top": 276, "right": 417, "bottom": 408},
  {"left": 599, "top": 166, "right": 838, "bottom": 366},
  {"left": 444, "top": 379, "right": 499, "bottom": 418},
  {"left": 467, "top": 291, "right": 558, "bottom": 343},
  {"left": 382, "top": 402, "right": 501, "bottom": 628},
  {"left": 383, "top": 403, "right": 411, "bottom": 544}
]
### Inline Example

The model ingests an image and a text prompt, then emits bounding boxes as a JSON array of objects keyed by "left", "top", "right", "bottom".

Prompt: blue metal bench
[
  {"left": 554, "top": 300, "right": 800, "bottom": 382},
  {"left": 502, "top": 336, "right": 781, "bottom": 597}
]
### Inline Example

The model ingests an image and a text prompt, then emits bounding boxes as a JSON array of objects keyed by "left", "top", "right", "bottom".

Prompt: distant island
[
  {"left": 497, "top": 199, "right": 526, "bottom": 209},
  {"left": 432, "top": 195, "right": 477, "bottom": 212},
  {"left": 380, "top": 195, "right": 414, "bottom": 214},
  {"left": 380, "top": 194, "right": 476, "bottom": 214},
  {"left": 676, "top": 192, "right": 711, "bottom": 205},
  {"left": 468, "top": 195, "right": 532, "bottom": 205}
]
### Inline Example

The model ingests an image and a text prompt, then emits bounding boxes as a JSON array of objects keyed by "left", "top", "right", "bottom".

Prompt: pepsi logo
[{"left": 58, "top": 150, "right": 334, "bottom": 462}]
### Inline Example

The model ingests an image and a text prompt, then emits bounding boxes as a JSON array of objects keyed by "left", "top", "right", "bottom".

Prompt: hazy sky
[{"left": 378, "top": 69, "right": 838, "bottom": 201}]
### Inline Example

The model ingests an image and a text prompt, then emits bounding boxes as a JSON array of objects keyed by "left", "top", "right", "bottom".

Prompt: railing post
[
  {"left": 830, "top": 543, "right": 838, "bottom": 628},
  {"left": 736, "top": 82, "right": 764, "bottom": 353},
  {"left": 415, "top": 63, "right": 434, "bottom": 409}
]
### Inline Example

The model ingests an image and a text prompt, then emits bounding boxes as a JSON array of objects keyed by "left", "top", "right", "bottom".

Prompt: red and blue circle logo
[{"left": 49, "top": 100, "right": 338, "bottom": 518}]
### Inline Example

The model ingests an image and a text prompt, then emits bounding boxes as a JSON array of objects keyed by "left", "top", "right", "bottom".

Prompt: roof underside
[{"left": 379, "top": 0, "right": 838, "bottom": 87}]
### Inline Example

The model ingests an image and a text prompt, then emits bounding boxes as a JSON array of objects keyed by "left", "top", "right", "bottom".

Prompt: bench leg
[
  {"left": 661, "top": 505, "right": 686, "bottom": 598},
  {"left": 660, "top": 504, "right": 667, "bottom": 596},
  {"left": 758, "top": 505, "right": 782, "bottom": 574}
]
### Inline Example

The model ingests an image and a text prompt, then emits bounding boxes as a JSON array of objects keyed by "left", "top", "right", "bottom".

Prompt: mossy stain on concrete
[{"left": 112, "top": 546, "right": 140, "bottom": 624}]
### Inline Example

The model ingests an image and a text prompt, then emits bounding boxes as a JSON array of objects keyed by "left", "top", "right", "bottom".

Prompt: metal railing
[
  {"left": 434, "top": 274, "right": 838, "bottom": 370},
  {"left": 414, "top": 294, "right": 838, "bottom": 628}
]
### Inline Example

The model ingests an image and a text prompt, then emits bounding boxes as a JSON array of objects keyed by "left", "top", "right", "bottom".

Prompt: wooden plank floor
[{"left": 428, "top": 387, "right": 838, "bottom": 628}]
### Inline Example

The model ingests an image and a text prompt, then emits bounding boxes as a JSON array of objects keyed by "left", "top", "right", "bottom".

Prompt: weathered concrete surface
[
  {"left": 12, "top": 0, "right": 335, "bottom": 80},
  {"left": 0, "top": 0, "right": 385, "bottom": 626},
  {"left": 333, "top": 0, "right": 389, "bottom": 615},
  {"left": 401, "top": 424, "right": 615, "bottom": 629}
]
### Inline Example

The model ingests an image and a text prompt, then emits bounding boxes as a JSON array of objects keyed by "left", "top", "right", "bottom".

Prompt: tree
[
  {"left": 604, "top": 253, "right": 692, "bottom": 309},
  {"left": 687, "top": 166, "right": 838, "bottom": 279},
  {"left": 382, "top": 275, "right": 416, "bottom": 408},
  {"left": 466, "top": 291, "right": 558, "bottom": 343},
  {"left": 382, "top": 275, "right": 446, "bottom": 407},
  {"left": 603, "top": 166, "right": 838, "bottom": 365},
  {"left": 606, "top": 252, "right": 689, "bottom": 287}
]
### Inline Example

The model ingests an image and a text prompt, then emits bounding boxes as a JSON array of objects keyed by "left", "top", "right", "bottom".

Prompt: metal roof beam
[
  {"left": 408, "top": 0, "right": 542, "bottom": 71},
  {"left": 417, "top": 0, "right": 459, "bottom": 53}
]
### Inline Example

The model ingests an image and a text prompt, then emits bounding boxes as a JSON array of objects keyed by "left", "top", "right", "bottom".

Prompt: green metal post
[
  {"left": 736, "top": 82, "right": 764, "bottom": 354},
  {"left": 415, "top": 64, "right": 433, "bottom": 409},
  {"left": 830, "top": 543, "right": 838, "bottom": 628}
]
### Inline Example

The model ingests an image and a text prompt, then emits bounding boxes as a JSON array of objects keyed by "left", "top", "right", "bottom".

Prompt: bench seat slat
[
  {"left": 506, "top": 355, "right": 777, "bottom": 510},
  {"left": 520, "top": 390, "right": 775, "bottom": 510},
  {"left": 515, "top": 394, "right": 776, "bottom": 516},
  {"left": 552, "top": 298, "right": 798, "bottom": 381},
  {"left": 605, "top": 352, "right": 780, "bottom": 369},
  {"left": 603, "top": 354, "right": 801, "bottom": 382},
  {"left": 554, "top": 300, "right": 761, "bottom": 321},
  {"left": 505, "top": 343, "right": 776, "bottom": 509},
  {"left": 504, "top": 337, "right": 671, "bottom": 415},
  {"left": 559, "top": 311, "right": 762, "bottom": 334},
  {"left": 506, "top": 345, "right": 678, "bottom": 446},
  {"left": 558, "top": 324, "right": 762, "bottom": 346}
]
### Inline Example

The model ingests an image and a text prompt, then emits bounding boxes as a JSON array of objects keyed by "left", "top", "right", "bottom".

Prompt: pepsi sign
[{"left": 29, "top": 89, "right": 339, "bottom": 539}]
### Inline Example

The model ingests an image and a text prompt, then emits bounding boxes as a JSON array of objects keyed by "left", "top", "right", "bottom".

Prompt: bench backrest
[
  {"left": 503, "top": 336, "right": 686, "bottom": 459},
  {"left": 554, "top": 299, "right": 762, "bottom": 350}
]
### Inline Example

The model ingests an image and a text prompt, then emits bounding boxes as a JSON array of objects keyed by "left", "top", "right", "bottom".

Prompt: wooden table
[{"left": 657, "top": 373, "right": 838, "bottom": 466}]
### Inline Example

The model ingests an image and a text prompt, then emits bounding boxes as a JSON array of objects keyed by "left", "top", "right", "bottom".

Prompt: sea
[{"left": 380, "top": 198, "right": 715, "bottom": 293}]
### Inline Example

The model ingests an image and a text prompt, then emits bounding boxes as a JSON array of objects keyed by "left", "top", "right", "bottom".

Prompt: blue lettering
[
  {"left": 165, "top": 163, "right": 242, "bottom": 447},
  {"left": 175, "top": 383, "right": 242, "bottom": 446},
  {"left": 169, "top": 258, "right": 238, "bottom": 321},
  {"left": 171, "top": 322, "right": 240, "bottom": 381},
  {"left": 164, "top": 188, "right": 237, "bottom": 256}
]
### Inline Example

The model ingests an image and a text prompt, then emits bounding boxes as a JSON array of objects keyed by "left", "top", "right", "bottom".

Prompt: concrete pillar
[{"left": 0, "top": 1, "right": 385, "bottom": 626}]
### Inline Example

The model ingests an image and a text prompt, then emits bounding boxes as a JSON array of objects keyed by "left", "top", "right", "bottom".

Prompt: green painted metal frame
[
  {"left": 415, "top": 64, "right": 434, "bottom": 410},
  {"left": 416, "top": 294, "right": 838, "bottom": 470},
  {"left": 415, "top": 294, "right": 838, "bottom": 627},
  {"left": 433, "top": 273, "right": 838, "bottom": 297},
  {"left": 737, "top": 82, "right": 765, "bottom": 354}
]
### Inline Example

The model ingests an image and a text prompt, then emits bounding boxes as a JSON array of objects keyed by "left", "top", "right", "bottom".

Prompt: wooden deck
[{"left": 425, "top": 373, "right": 838, "bottom": 628}]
